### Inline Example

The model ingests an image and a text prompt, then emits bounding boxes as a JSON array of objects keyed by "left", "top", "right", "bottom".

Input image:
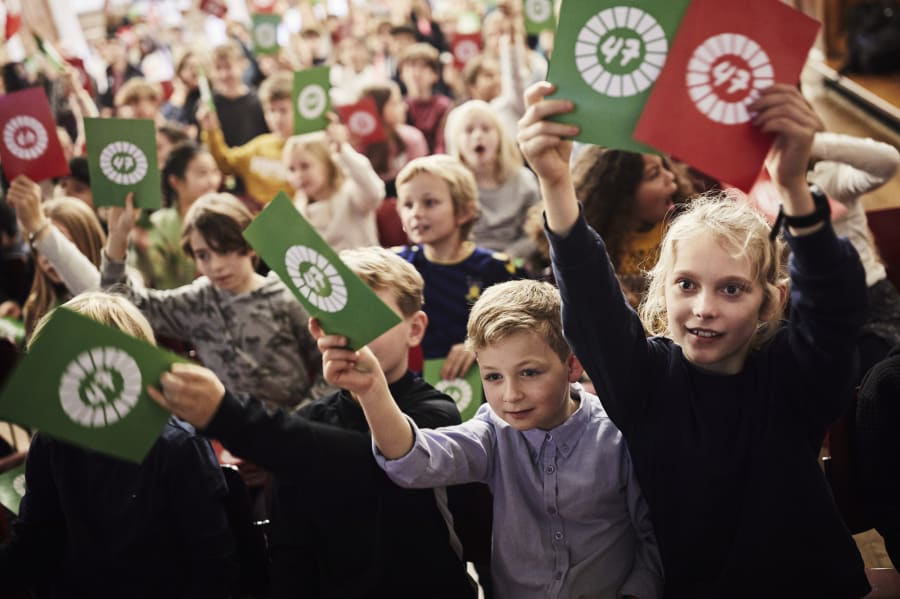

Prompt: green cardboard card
[
  {"left": 547, "top": 0, "right": 690, "bottom": 152},
  {"left": 84, "top": 117, "right": 161, "bottom": 209},
  {"left": 252, "top": 13, "right": 281, "bottom": 55},
  {"left": 0, "top": 317, "right": 25, "bottom": 345},
  {"left": 0, "top": 308, "right": 185, "bottom": 463},
  {"left": 243, "top": 192, "right": 401, "bottom": 349},
  {"left": 524, "top": 0, "right": 556, "bottom": 34},
  {"left": 198, "top": 66, "right": 216, "bottom": 113},
  {"left": 423, "top": 360, "right": 482, "bottom": 421},
  {"left": 0, "top": 463, "right": 26, "bottom": 515},
  {"left": 293, "top": 66, "right": 331, "bottom": 135}
]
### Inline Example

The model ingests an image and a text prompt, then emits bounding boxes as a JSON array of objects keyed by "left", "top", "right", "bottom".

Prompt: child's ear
[
  {"left": 406, "top": 310, "right": 429, "bottom": 347},
  {"left": 566, "top": 354, "right": 584, "bottom": 383},
  {"left": 455, "top": 204, "right": 476, "bottom": 227}
]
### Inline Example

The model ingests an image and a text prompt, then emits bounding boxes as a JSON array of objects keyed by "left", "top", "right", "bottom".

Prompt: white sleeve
[
  {"left": 32, "top": 226, "right": 100, "bottom": 295},
  {"left": 809, "top": 132, "right": 900, "bottom": 201},
  {"left": 336, "top": 143, "right": 385, "bottom": 214}
]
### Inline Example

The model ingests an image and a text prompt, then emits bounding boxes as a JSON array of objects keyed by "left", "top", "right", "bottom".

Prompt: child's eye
[
  {"left": 423, "top": 198, "right": 437, "bottom": 207},
  {"left": 483, "top": 372, "right": 501, "bottom": 382},
  {"left": 195, "top": 251, "right": 208, "bottom": 261},
  {"left": 521, "top": 368, "right": 540, "bottom": 377},
  {"left": 676, "top": 279, "right": 695, "bottom": 290},
  {"left": 723, "top": 283, "right": 746, "bottom": 296}
]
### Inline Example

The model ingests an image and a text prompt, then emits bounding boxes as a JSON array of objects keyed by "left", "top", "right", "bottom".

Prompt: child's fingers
[
  {"left": 518, "top": 98, "right": 576, "bottom": 132},
  {"left": 316, "top": 333, "right": 350, "bottom": 353},
  {"left": 522, "top": 81, "right": 557, "bottom": 108},
  {"left": 146, "top": 385, "right": 168, "bottom": 410},
  {"left": 308, "top": 317, "right": 324, "bottom": 339}
]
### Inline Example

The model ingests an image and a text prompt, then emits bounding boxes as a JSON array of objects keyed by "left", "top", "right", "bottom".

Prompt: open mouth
[
  {"left": 474, "top": 144, "right": 486, "bottom": 155},
  {"left": 689, "top": 328, "right": 722, "bottom": 338}
]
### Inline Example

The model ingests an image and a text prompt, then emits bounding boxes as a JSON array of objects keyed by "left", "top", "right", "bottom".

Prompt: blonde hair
[
  {"left": 283, "top": 133, "right": 346, "bottom": 195},
  {"left": 444, "top": 100, "right": 522, "bottom": 184},
  {"left": 24, "top": 198, "right": 106, "bottom": 335},
  {"left": 259, "top": 71, "right": 294, "bottom": 106},
  {"left": 29, "top": 292, "right": 156, "bottom": 349},
  {"left": 210, "top": 41, "right": 246, "bottom": 65},
  {"left": 638, "top": 193, "right": 789, "bottom": 349},
  {"left": 339, "top": 246, "right": 424, "bottom": 317},
  {"left": 396, "top": 155, "right": 479, "bottom": 240},
  {"left": 113, "top": 78, "right": 162, "bottom": 107},
  {"left": 466, "top": 280, "right": 571, "bottom": 363}
]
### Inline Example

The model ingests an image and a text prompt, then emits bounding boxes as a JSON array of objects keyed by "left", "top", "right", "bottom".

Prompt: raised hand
[
  {"left": 147, "top": 362, "right": 227, "bottom": 429},
  {"left": 309, "top": 317, "right": 387, "bottom": 400},
  {"left": 441, "top": 343, "right": 476, "bottom": 381},
  {"left": 7, "top": 175, "right": 49, "bottom": 241},
  {"left": 105, "top": 193, "right": 141, "bottom": 261}
]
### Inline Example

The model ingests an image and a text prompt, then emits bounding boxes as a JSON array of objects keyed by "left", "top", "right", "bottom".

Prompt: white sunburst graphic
[
  {"left": 686, "top": 33, "right": 774, "bottom": 125},
  {"left": 575, "top": 6, "right": 668, "bottom": 98},
  {"left": 435, "top": 378, "right": 473, "bottom": 414},
  {"left": 348, "top": 111, "right": 377, "bottom": 136},
  {"left": 298, "top": 85, "right": 327, "bottom": 120},
  {"left": 525, "top": 0, "right": 552, "bottom": 23},
  {"left": 12, "top": 473, "right": 26, "bottom": 497},
  {"left": 455, "top": 40, "right": 480, "bottom": 63},
  {"left": 285, "top": 245, "right": 348, "bottom": 312},
  {"left": 58, "top": 347, "right": 142, "bottom": 428},
  {"left": 99, "top": 141, "right": 149, "bottom": 185},
  {"left": 3, "top": 115, "right": 49, "bottom": 160},
  {"left": 255, "top": 22, "right": 277, "bottom": 48}
]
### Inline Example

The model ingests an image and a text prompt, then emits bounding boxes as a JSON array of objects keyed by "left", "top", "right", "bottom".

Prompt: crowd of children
[{"left": 0, "top": 0, "right": 898, "bottom": 597}]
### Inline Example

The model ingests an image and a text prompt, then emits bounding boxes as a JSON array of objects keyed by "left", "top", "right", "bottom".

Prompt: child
[
  {"left": 284, "top": 120, "right": 386, "bottom": 252},
  {"left": 360, "top": 81, "right": 429, "bottom": 197},
  {"left": 571, "top": 146, "right": 693, "bottom": 307},
  {"left": 445, "top": 99, "right": 541, "bottom": 260},
  {"left": 0, "top": 292, "right": 234, "bottom": 597},
  {"left": 134, "top": 141, "right": 223, "bottom": 290},
  {"left": 519, "top": 81, "right": 870, "bottom": 597},
  {"left": 316, "top": 279, "right": 662, "bottom": 598},
  {"left": 398, "top": 43, "right": 453, "bottom": 154},
  {"left": 200, "top": 71, "right": 294, "bottom": 210},
  {"left": 207, "top": 41, "right": 269, "bottom": 149},
  {"left": 148, "top": 246, "right": 479, "bottom": 598},
  {"left": 395, "top": 155, "right": 522, "bottom": 380},
  {"left": 113, "top": 77, "right": 163, "bottom": 121},
  {"left": 100, "top": 192, "right": 324, "bottom": 410}
]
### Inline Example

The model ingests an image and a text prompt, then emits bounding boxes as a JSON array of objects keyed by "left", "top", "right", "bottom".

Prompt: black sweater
[
  {"left": 205, "top": 371, "right": 477, "bottom": 599},
  {"left": 549, "top": 214, "right": 870, "bottom": 598}
]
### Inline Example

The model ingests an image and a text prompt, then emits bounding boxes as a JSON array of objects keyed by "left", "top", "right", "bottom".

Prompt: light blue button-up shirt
[{"left": 376, "top": 384, "right": 663, "bottom": 599}]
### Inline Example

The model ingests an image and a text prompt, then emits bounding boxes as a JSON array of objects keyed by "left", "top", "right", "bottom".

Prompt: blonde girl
[
  {"left": 284, "top": 118, "right": 386, "bottom": 252},
  {"left": 445, "top": 99, "right": 540, "bottom": 259},
  {"left": 520, "top": 81, "right": 871, "bottom": 597}
]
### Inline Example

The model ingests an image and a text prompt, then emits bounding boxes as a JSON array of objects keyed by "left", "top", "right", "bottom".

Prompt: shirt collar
[{"left": 518, "top": 383, "right": 589, "bottom": 459}]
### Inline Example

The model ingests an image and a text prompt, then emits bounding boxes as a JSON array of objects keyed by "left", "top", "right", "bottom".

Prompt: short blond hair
[
  {"left": 445, "top": 99, "right": 523, "bottom": 184},
  {"left": 340, "top": 246, "right": 424, "bottom": 317},
  {"left": 466, "top": 280, "right": 571, "bottom": 363},
  {"left": 639, "top": 192, "right": 788, "bottom": 349},
  {"left": 29, "top": 292, "right": 156, "bottom": 350},
  {"left": 283, "top": 133, "right": 346, "bottom": 193},
  {"left": 114, "top": 78, "right": 162, "bottom": 107},
  {"left": 259, "top": 71, "right": 294, "bottom": 106},
  {"left": 210, "top": 41, "right": 246, "bottom": 65},
  {"left": 396, "top": 155, "right": 479, "bottom": 240}
]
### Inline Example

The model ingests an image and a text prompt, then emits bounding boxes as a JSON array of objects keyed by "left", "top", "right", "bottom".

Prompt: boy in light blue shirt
[{"left": 314, "top": 279, "right": 662, "bottom": 599}]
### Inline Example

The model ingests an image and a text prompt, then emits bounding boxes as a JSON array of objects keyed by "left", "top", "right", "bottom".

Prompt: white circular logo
[
  {"left": 3, "top": 115, "right": 49, "bottom": 160},
  {"left": 285, "top": 245, "right": 348, "bottom": 312},
  {"left": 686, "top": 33, "right": 774, "bottom": 125},
  {"left": 455, "top": 40, "right": 480, "bottom": 63},
  {"left": 99, "top": 141, "right": 149, "bottom": 185},
  {"left": 575, "top": 7, "right": 668, "bottom": 98},
  {"left": 255, "top": 22, "right": 277, "bottom": 48},
  {"left": 525, "top": 0, "right": 552, "bottom": 23},
  {"left": 348, "top": 111, "right": 377, "bottom": 136},
  {"left": 297, "top": 85, "right": 327, "bottom": 120},
  {"left": 58, "top": 347, "right": 142, "bottom": 427},
  {"left": 12, "top": 473, "right": 26, "bottom": 497},
  {"left": 435, "top": 378, "right": 473, "bottom": 414}
]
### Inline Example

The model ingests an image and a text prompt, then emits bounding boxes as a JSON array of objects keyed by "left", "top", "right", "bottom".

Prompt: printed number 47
[{"left": 601, "top": 36, "right": 641, "bottom": 67}]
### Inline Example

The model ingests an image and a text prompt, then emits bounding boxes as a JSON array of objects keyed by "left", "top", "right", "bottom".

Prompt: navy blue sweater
[{"left": 549, "top": 213, "right": 870, "bottom": 598}]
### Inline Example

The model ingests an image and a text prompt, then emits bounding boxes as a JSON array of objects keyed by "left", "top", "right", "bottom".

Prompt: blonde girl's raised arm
[{"left": 338, "top": 142, "right": 386, "bottom": 212}]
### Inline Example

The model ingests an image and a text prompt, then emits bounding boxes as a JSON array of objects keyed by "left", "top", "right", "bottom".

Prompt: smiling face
[
  {"left": 478, "top": 331, "right": 582, "bottom": 431},
  {"left": 457, "top": 112, "right": 500, "bottom": 172},
  {"left": 664, "top": 233, "right": 765, "bottom": 375},
  {"left": 633, "top": 154, "right": 678, "bottom": 228},
  {"left": 170, "top": 152, "right": 222, "bottom": 206},
  {"left": 188, "top": 230, "right": 257, "bottom": 294},
  {"left": 264, "top": 98, "right": 295, "bottom": 139},
  {"left": 397, "top": 171, "right": 471, "bottom": 254}
]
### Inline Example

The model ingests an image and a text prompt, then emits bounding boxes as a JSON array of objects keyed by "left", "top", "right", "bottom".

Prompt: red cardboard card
[
  {"left": 211, "top": 439, "right": 243, "bottom": 466},
  {"left": 252, "top": 0, "right": 277, "bottom": 13},
  {"left": 0, "top": 87, "right": 69, "bottom": 181},
  {"left": 336, "top": 97, "right": 387, "bottom": 146},
  {"left": 452, "top": 32, "right": 483, "bottom": 69},
  {"left": 199, "top": 0, "right": 228, "bottom": 18},
  {"left": 632, "top": 0, "right": 820, "bottom": 191}
]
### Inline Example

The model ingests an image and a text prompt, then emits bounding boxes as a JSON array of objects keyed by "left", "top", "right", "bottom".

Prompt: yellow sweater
[{"left": 202, "top": 128, "right": 293, "bottom": 207}]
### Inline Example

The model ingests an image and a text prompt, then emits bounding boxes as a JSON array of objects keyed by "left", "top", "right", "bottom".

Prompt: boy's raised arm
[
  {"left": 517, "top": 82, "right": 581, "bottom": 237},
  {"left": 309, "top": 318, "right": 414, "bottom": 459}
]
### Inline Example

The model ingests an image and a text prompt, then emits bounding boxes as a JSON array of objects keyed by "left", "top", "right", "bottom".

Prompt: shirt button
[
  {"left": 545, "top": 465, "right": 555, "bottom": 474},
  {"left": 554, "top": 531, "right": 563, "bottom": 541},
  {"left": 546, "top": 433, "right": 552, "bottom": 441}
]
